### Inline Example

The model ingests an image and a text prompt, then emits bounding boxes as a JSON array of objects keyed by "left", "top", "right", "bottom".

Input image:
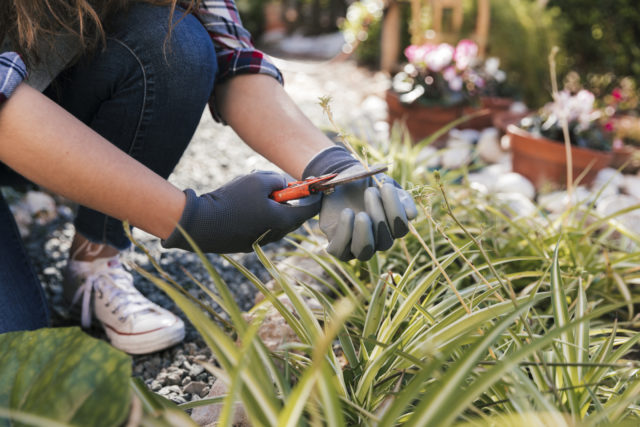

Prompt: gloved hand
[
  {"left": 303, "top": 146, "right": 418, "bottom": 261},
  {"left": 162, "top": 171, "right": 321, "bottom": 253}
]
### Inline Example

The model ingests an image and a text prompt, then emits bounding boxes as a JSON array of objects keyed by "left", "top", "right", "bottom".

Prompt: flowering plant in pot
[
  {"left": 387, "top": 39, "right": 513, "bottom": 141},
  {"left": 509, "top": 89, "right": 614, "bottom": 189},
  {"left": 604, "top": 78, "right": 640, "bottom": 172},
  {"left": 390, "top": 39, "right": 484, "bottom": 107}
]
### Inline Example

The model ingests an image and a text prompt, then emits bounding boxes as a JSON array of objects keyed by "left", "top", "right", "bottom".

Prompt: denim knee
[
  {"left": 110, "top": 3, "right": 218, "bottom": 109},
  {"left": 65, "top": 4, "right": 218, "bottom": 249}
]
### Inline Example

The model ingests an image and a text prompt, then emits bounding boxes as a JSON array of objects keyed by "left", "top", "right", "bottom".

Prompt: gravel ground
[{"left": 18, "top": 58, "right": 388, "bottom": 406}]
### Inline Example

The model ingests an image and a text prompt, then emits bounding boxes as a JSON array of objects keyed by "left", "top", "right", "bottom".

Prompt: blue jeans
[{"left": 0, "top": 3, "right": 217, "bottom": 332}]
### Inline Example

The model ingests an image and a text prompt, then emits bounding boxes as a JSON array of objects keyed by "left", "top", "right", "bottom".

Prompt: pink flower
[
  {"left": 425, "top": 43, "right": 454, "bottom": 72},
  {"left": 405, "top": 43, "right": 436, "bottom": 66},
  {"left": 442, "top": 66, "right": 458, "bottom": 82},
  {"left": 454, "top": 39, "right": 478, "bottom": 70},
  {"left": 404, "top": 45, "right": 419, "bottom": 63},
  {"left": 604, "top": 121, "right": 614, "bottom": 132},
  {"left": 612, "top": 88, "right": 623, "bottom": 101}
]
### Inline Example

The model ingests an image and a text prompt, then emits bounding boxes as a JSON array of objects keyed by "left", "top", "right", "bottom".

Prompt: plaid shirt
[
  {"left": 0, "top": 0, "right": 282, "bottom": 115},
  {"left": 0, "top": 52, "right": 27, "bottom": 104}
]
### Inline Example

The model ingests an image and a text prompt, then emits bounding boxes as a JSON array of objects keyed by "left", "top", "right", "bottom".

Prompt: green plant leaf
[
  {"left": 550, "top": 242, "right": 578, "bottom": 386},
  {"left": 406, "top": 302, "right": 533, "bottom": 426},
  {"left": 0, "top": 327, "right": 130, "bottom": 427},
  {"left": 131, "top": 265, "right": 280, "bottom": 426}
]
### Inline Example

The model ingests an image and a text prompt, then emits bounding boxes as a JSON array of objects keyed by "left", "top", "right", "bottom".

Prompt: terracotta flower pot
[
  {"left": 386, "top": 90, "right": 464, "bottom": 145},
  {"left": 508, "top": 125, "right": 613, "bottom": 189},
  {"left": 463, "top": 97, "right": 513, "bottom": 130},
  {"left": 611, "top": 144, "right": 640, "bottom": 174}
]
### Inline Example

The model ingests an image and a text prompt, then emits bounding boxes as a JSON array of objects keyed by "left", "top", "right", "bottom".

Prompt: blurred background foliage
[
  {"left": 550, "top": 0, "right": 640, "bottom": 82},
  {"left": 241, "top": 0, "right": 640, "bottom": 109}
]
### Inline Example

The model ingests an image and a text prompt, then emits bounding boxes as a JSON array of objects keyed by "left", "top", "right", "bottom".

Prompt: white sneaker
[{"left": 63, "top": 256, "right": 185, "bottom": 355}]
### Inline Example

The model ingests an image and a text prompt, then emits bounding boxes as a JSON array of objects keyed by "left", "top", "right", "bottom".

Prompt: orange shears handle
[{"left": 270, "top": 173, "right": 337, "bottom": 203}]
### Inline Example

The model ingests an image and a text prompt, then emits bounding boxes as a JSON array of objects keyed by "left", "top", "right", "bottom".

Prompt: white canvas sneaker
[{"left": 63, "top": 256, "right": 185, "bottom": 355}]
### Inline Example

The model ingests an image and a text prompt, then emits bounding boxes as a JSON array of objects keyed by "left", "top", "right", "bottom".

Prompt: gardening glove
[
  {"left": 303, "top": 146, "right": 418, "bottom": 261},
  {"left": 162, "top": 171, "right": 321, "bottom": 253}
]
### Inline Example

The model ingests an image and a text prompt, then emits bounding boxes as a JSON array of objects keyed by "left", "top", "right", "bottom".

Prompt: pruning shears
[{"left": 270, "top": 164, "right": 388, "bottom": 203}]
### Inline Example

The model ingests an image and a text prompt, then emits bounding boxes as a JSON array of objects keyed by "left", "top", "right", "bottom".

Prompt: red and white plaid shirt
[
  {"left": 0, "top": 0, "right": 282, "bottom": 114},
  {"left": 195, "top": 0, "right": 283, "bottom": 85}
]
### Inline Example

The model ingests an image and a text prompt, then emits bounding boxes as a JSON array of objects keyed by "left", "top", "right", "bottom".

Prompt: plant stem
[{"left": 549, "top": 47, "right": 574, "bottom": 199}]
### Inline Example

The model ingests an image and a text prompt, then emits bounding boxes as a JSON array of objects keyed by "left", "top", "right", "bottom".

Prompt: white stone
[
  {"left": 494, "top": 192, "right": 537, "bottom": 218},
  {"left": 622, "top": 175, "right": 640, "bottom": 199},
  {"left": 594, "top": 168, "right": 624, "bottom": 188},
  {"left": 494, "top": 172, "right": 535, "bottom": 200},
  {"left": 468, "top": 172, "right": 495, "bottom": 194},
  {"left": 591, "top": 168, "right": 623, "bottom": 198},
  {"left": 500, "top": 133, "right": 512, "bottom": 150},
  {"left": 442, "top": 139, "right": 472, "bottom": 169},
  {"left": 510, "top": 101, "right": 528, "bottom": 114},
  {"left": 483, "top": 163, "right": 511, "bottom": 177},
  {"left": 449, "top": 128, "right": 480, "bottom": 145},
  {"left": 596, "top": 194, "right": 640, "bottom": 235},
  {"left": 476, "top": 127, "right": 503, "bottom": 164},
  {"left": 24, "top": 191, "right": 56, "bottom": 221},
  {"left": 416, "top": 146, "right": 441, "bottom": 169},
  {"left": 360, "top": 95, "right": 388, "bottom": 122},
  {"left": 538, "top": 187, "right": 592, "bottom": 214}
]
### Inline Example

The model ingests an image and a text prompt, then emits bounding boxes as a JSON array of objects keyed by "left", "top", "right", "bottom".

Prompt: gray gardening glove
[
  {"left": 162, "top": 171, "right": 321, "bottom": 253},
  {"left": 303, "top": 146, "right": 418, "bottom": 261}
]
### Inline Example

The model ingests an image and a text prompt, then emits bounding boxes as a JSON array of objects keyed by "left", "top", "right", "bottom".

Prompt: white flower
[
  {"left": 546, "top": 89, "right": 598, "bottom": 130},
  {"left": 448, "top": 76, "right": 463, "bottom": 91},
  {"left": 425, "top": 43, "right": 454, "bottom": 72},
  {"left": 442, "top": 66, "right": 458, "bottom": 82},
  {"left": 484, "top": 57, "right": 501, "bottom": 75}
]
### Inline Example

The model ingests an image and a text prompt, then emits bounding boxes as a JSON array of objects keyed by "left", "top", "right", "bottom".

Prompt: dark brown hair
[{"left": 0, "top": 0, "right": 201, "bottom": 66}]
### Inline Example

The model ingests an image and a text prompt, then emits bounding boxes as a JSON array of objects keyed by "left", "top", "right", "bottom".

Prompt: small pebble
[
  {"left": 183, "top": 381, "right": 208, "bottom": 396},
  {"left": 189, "top": 364, "right": 205, "bottom": 378},
  {"left": 166, "top": 372, "right": 182, "bottom": 386}
]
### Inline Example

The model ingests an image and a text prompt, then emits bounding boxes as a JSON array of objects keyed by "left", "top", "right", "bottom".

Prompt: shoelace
[{"left": 72, "top": 264, "right": 154, "bottom": 328}]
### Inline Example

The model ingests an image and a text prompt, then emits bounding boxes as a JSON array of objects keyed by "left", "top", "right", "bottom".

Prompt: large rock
[
  {"left": 494, "top": 193, "right": 537, "bottom": 218},
  {"left": 191, "top": 380, "right": 250, "bottom": 427},
  {"left": 596, "top": 194, "right": 640, "bottom": 236},
  {"left": 441, "top": 139, "right": 472, "bottom": 169},
  {"left": 538, "top": 187, "right": 592, "bottom": 214},
  {"left": 476, "top": 127, "right": 503, "bottom": 164},
  {"left": 244, "top": 295, "right": 301, "bottom": 353},
  {"left": 591, "top": 168, "right": 623, "bottom": 198},
  {"left": 449, "top": 128, "right": 480, "bottom": 145},
  {"left": 416, "top": 146, "right": 441, "bottom": 169},
  {"left": 622, "top": 175, "right": 640, "bottom": 199},
  {"left": 494, "top": 172, "right": 535, "bottom": 200}
]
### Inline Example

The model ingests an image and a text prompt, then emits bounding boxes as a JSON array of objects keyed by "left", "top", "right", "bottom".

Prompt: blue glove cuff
[{"left": 302, "top": 146, "right": 359, "bottom": 179}]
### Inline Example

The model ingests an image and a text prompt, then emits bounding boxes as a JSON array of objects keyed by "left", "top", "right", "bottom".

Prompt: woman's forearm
[
  {"left": 213, "top": 74, "right": 334, "bottom": 180},
  {"left": 0, "top": 84, "right": 185, "bottom": 240}
]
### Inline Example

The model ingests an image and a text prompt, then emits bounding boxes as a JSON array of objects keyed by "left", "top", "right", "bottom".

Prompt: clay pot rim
[
  {"left": 385, "top": 89, "right": 468, "bottom": 113},
  {"left": 507, "top": 124, "right": 613, "bottom": 157}
]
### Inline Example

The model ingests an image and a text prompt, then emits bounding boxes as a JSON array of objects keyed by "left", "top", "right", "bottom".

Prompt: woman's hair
[{"left": 0, "top": 0, "right": 201, "bottom": 66}]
